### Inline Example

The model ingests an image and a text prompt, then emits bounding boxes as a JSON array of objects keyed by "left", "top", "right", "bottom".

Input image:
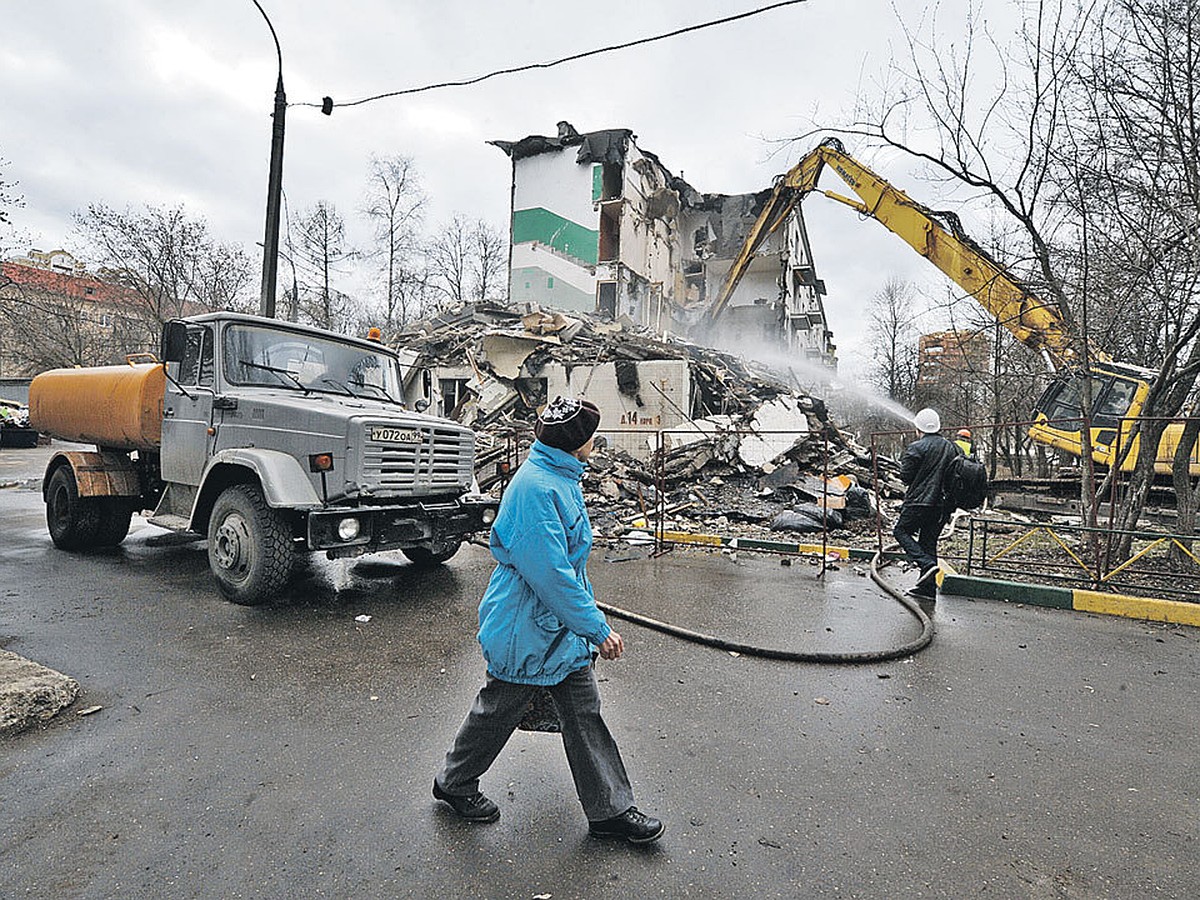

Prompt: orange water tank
[{"left": 30, "top": 364, "right": 166, "bottom": 450}]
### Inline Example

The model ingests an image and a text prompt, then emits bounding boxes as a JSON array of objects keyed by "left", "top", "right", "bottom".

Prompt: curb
[
  {"left": 940, "top": 573, "right": 1200, "bottom": 628},
  {"left": 645, "top": 530, "right": 1197, "bottom": 628},
  {"left": 0, "top": 651, "right": 80, "bottom": 734}
]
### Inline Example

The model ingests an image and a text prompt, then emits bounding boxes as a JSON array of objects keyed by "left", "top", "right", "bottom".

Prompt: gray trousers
[{"left": 436, "top": 666, "right": 635, "bottom": 821}]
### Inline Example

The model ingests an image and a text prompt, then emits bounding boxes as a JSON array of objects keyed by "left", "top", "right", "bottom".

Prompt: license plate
[{"left": 370, "top": 426, "right": 423, "bottom": 443}]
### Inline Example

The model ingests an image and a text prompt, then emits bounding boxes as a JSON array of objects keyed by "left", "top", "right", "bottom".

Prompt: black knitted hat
[{"left": 535, "top": 396, "right": 601, "bottom": 451}]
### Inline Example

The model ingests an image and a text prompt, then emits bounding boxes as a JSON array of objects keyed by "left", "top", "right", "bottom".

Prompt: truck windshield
[{"left": 223, "top": 324, "right": 402, "bottom": 400}]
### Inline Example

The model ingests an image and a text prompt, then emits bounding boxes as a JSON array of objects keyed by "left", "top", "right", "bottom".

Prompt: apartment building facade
[{"left": 491, "top": 122, "right": 837, "bottom": 369}]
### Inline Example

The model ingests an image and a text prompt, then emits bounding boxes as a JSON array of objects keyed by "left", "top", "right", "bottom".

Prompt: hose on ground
[{"left": 595, "top": 546, "right": 933, "bottom": 664}]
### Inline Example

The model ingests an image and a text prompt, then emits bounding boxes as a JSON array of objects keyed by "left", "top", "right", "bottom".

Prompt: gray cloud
[{"left": 3, "top": 0, "right": 1022, "bottom": 371}]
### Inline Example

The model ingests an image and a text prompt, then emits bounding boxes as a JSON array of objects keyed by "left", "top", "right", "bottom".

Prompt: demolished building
[
  {"left": 394, "top": 301, "right": 901, "bottom": 544},
  {"left": 490, "top": 122, "right": 838, "bottom": 369},
  {"left": 389, "top": 124, "right": 896, "bottom": 544}
]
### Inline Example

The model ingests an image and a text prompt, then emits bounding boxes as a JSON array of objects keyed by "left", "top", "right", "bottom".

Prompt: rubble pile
[{"left": 394, "top": 302, "right": 904, "bottom": 542}]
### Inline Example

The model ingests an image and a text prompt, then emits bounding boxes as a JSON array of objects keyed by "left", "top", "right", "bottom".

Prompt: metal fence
[
  {"left": 871, "top": 414, "right": 1200, "bottom": 602},
  {"left": 483, "top": 413, "right": 1199, "bottom": 600}
]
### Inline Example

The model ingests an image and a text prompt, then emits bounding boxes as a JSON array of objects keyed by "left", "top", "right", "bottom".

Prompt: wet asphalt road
[{"left": 2, "top": 444, "right": 1199, "bottom": 899}]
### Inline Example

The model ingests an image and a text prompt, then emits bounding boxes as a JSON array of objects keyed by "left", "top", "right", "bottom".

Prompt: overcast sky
[{"left": 2, "top": 0, "right": 1024, "bottom": 376}]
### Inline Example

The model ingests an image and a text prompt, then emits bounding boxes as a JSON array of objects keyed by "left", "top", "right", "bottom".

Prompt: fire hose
[{"left": 595, "top": 547, "right": 933, "bottom": 663}]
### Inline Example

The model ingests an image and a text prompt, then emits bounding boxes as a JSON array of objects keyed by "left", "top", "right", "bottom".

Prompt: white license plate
[{"left": 371, "top": 426, "right": 423, "bottom": 443}]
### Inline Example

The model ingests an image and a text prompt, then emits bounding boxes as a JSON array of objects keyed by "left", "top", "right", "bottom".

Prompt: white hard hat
[{"left": 914, "top": 408, "right": 941, "bottom": 434}]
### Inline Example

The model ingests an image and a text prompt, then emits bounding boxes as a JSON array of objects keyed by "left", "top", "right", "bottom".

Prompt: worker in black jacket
[{"left": 894, "top": 408, "right": 959, "bottom": 599}]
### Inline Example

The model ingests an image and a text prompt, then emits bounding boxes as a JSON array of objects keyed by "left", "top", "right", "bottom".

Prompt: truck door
[{"left": 161, "top": 324, "right": 215, "bottom": 486}]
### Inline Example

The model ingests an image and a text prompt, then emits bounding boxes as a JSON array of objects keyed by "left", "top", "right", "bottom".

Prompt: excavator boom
[
  {"left": 707, "top": 138, "right": 1198, "bottom": 474},
  {"left": 705, "top": 137, "right": 1110, "bottom": 370}
]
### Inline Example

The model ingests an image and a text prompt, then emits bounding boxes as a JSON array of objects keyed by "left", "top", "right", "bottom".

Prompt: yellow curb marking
[
  {"left": 657, "top": 531, "right": 852, "bottom": 558},
  {"left": 1074, "top": 589, "right": 1200, "bottom": 627}
]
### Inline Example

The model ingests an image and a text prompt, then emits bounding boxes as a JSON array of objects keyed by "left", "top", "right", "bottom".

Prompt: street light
[{"left": 253, "top": 0, "right": 285, "bottom": 319}]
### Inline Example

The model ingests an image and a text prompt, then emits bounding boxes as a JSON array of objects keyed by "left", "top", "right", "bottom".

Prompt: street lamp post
[{"left": 253, "top": 0, "right": 285, "bottom": 319}]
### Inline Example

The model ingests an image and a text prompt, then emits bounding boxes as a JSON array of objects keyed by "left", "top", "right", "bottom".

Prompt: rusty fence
[
  {"left": 481, "top": 415, "right": 1199, "bottom": 600},
  {"left": 482, "top": 423, "right": 852, "bottom": 576}
]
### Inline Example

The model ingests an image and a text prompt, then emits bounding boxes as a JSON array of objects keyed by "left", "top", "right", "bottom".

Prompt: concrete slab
[{"left": 0, "top": 650, "right": 79, "bottom": 732}]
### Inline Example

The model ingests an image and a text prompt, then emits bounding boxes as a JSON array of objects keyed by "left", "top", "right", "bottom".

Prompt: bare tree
[
  {"left": 291, "top": 201, "right": 353, "bottom": 331},
  {"left": 427, "top": 215, "right": 508, "bottom": 310},
  {"left": 73, "top": 203, "right": 255, "bottom": 327},
  {"left": 865, "top": 276, "right": 920, "bottom": 407},
  {"left": 836, "top": 0, "right": 1200, "bottom": 558},
  {"left": 0, "top": 155, "right": 22, "bottom": 229},
  {"left": 361, "top": 155, "right": 426, "bottom": 331},
  {"left": 1052, "top": 0, "right": 1200, "bottom": 552},
  {"left": 0, "top": 279, "right": 144, "bottom": 372},
  {"left": 426, "top": 215, "right": 471, "bottom": 310},
  {"left": 813, "top": 0, "right": 1140, "bottom": 535},
  {"left": 469, "top": 219, "right": 507, "bottom": 302}
]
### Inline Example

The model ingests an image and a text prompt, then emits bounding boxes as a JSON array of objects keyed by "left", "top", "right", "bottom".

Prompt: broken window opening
[
  {"left": 601, "top": 162, "right": 623, "bottom": 200},
  {"left": 598, "top": 201, "right": 621, "bottom": 262},
  {"left": 439, "top": 378, "right": 472, "bottom": 419},
  {"left": 597, "top": 281, "right": 617, "bottom": 318},
  {"left": 514, "top": 377, "right": 548, "bottom": 413},
  {"left": 614, "top": 360, "right": 644, "bottom": 407}
]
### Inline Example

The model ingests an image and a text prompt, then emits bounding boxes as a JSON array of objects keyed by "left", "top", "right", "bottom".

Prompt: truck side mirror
[{"left": 161, "top": 321, "right": 189, "bottom": 362}]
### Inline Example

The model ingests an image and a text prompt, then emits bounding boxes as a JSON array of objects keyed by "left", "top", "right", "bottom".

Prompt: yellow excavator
[{"left": 705, "top": 137, "right": 1196, "bottom": 476}]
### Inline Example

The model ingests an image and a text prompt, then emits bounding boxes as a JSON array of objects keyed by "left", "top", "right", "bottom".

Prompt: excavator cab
[{"left": 1030, "top": 362, "right": 1197, "bottom": 475}]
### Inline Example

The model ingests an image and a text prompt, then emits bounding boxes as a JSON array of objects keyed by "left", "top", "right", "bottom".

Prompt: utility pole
[{"left": 254, "top": 1, "right": 285, "bottom": 318}]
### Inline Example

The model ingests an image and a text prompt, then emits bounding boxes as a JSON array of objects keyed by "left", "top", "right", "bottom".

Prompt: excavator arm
[{"left": 704, "top": 137, "right": 1110, "bottom": 370}]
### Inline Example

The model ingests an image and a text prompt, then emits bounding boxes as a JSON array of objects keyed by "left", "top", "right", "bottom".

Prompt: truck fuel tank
[{"left": 30, "top": 363, "right": 166, "bottom": 451}]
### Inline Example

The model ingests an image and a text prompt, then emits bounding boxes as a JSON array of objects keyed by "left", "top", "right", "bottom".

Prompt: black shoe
[
  {"left": 588, "top": 806, "right": 665, "bottom": 844},
  {"left": 433, "top": 780, "right": 500, "bottom": 823},
  {"left": 906, "top": 587, "right": 936, "bottom": 601},
  {"left": 916, "top": 564, "right": 940, "bottom": 587}
]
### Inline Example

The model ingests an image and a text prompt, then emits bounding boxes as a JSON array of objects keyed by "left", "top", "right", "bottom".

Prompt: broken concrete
[
  {"left": 394, "top": 300, "right": 904, "bottom": 542},
  {"left": 0, "top": 650, "right": 79, "bottom": 733}
]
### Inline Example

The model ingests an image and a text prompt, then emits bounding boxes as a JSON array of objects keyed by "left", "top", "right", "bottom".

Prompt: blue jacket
[{"left": 476, "top": 440, "right": 612, "bottom": 685}]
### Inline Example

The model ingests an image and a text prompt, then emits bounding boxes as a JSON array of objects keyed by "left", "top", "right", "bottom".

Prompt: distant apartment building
[
  {"left": 0, "top": 249, "right": 149, "bottom": 377},
  {"left": 491, "top": 122, "right": 837, "bottom": 369},
  {"left": 916, "top": 329, "right": 991, "bottom": 424}
]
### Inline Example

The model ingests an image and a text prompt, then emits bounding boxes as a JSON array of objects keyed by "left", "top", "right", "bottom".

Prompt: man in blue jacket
[
  {"left": 894, "top": 407, "right": 959, "bottom": 600},
  {"left": 434, "top": 396, "right": 664, "bottom": 844}
]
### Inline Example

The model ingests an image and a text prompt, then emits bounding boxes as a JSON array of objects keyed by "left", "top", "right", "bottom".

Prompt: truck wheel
[
  {"left": 402, "top": 541, "right": 462, "bottom": 567},
  {"left": 207, "top": 484, "right": 294, "bottom": 605},
  {"left": 46, "top": 466, "right": 102, "bottom": 550},
  {"left": 95, "top": 499, "right": 134, "bottom": 547}
]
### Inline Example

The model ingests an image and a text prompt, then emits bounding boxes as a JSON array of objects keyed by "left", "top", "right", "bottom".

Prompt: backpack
[{"left": 943, "top": 452, "right": 988, "bottom": 510}]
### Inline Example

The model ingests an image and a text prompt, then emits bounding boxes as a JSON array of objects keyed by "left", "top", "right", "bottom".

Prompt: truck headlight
[
  {"left": 337, "top": 517, "right": 361, "bottom": 541},
  {"left": 482, "top": 508, "right": 497, "bottom": 525}
]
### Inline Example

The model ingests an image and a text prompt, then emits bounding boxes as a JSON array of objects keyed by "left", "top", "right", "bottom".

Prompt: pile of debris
[{"left": 394, "top": 302, "right": 905, "bottom": 541}]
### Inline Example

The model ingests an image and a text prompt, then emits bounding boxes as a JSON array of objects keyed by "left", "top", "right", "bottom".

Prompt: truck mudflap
[
  {"left": 308, "top": 495, "right": 499, "bottom": 559},
  {"left": 44, "top": 451, "right": 140, "bottom": 499}
]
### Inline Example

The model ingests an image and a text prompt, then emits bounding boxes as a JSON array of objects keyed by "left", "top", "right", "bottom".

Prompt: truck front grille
[{"left": 360, "top": 422, "right": 474, "bottom": 496}]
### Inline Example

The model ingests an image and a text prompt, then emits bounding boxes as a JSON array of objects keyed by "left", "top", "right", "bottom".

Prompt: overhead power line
[{"left": 302, "top": 0, "right": 808, "bottom": 113}]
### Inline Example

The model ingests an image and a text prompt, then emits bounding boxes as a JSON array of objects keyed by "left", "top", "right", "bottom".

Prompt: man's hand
[{"left": 598, "top": 631, "right": 624, "bottom": 660}]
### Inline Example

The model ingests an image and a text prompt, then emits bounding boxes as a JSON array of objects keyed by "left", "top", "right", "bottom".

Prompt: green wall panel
[{"left": 512, "top": 208, "right": 599, "bottom": 266}]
